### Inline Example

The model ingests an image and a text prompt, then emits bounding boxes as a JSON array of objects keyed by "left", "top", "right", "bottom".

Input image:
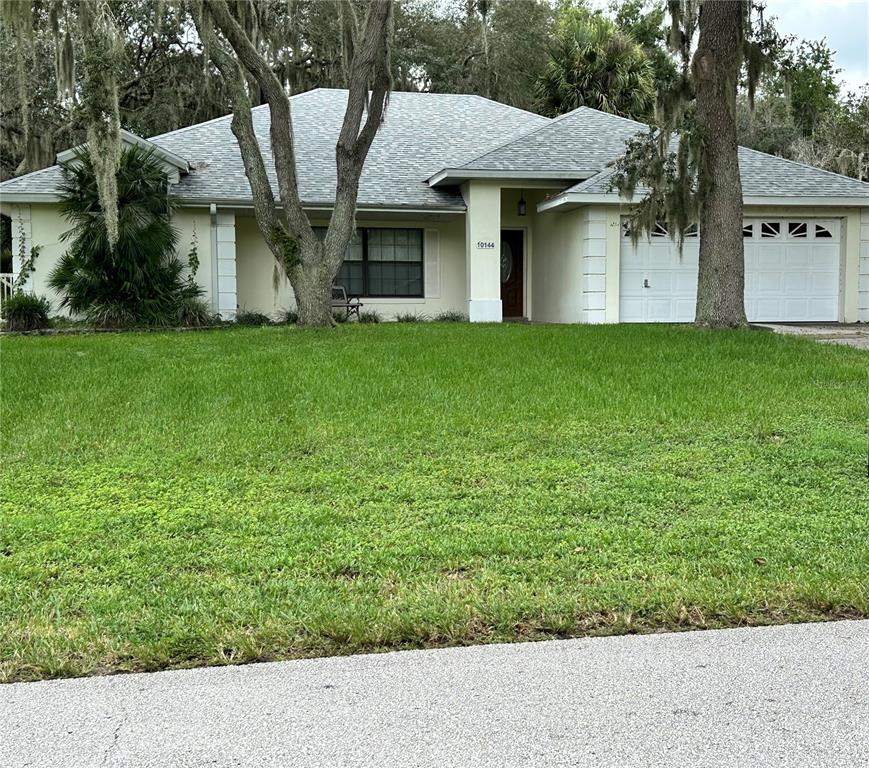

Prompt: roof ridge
[
  {"left": 738, "top": 144, "right": 869, "bottom": 188},
  {"left": 574, "top": 106, "right": 651, "bottom": 130},
  {"left": 456, "top": 108, "right": 605, "bottom": 170},
  {"left": 464, "top": 93, "right": 551, "bottom": 121},
  {"left": 456, "top": 105, "right": 650, "bottom": 171}
]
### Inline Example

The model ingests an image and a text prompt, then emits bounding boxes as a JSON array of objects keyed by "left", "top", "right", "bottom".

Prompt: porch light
[{"left": 518, "top": 191, "right": 527, "bottom": 217}]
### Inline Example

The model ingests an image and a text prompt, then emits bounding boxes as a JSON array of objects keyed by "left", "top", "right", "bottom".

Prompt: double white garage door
[{"left": 620, "top": 218, "right": 841, "bottom": 322}]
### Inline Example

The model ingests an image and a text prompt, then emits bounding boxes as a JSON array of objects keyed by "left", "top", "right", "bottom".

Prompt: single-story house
[{"left": 2, "top": 87, "right": 869, "bottom": 323}]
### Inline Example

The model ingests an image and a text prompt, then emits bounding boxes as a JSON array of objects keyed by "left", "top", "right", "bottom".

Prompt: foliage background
[{"left": 1, "top": 0, "right": 866, "bottom": 183}]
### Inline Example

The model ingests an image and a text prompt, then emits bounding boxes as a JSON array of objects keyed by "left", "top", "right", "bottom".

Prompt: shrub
[
  {"left": 395, "top": 312, "right": 427, "bottom": 323},
  {"left": 359, "top": 310, "right": 382, "bottom": 323},
  {"left": 279, "top": 309, "right": 299, "bottom": 325},
  {"left": 332, "top": 311, "right": 349, "bottom": 324},
  {"left": 433, "top": 310, "right": 468, "bottom": 322},
  {"left": 177, "top": 296, "right": 215, "bottom": 327},
  {"left": 1, "top": 292, "right": 52, "bottom": 332},
  {"left": 235, "top": 310, "right": 273, "bottom": 326},
  {"left": 48, "top": 145, "right": 206, "bottom": 327},
  {"left": 85, "top": 301, "right": 138, "bottom": 328}
]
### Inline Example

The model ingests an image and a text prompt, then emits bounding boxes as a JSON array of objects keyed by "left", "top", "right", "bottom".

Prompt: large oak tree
[
  {"left": 613, "top": 1, "right": 779, "bottom": 328},
  {"left": 193, "top": 0, "right": 393, "bottom": 327}
]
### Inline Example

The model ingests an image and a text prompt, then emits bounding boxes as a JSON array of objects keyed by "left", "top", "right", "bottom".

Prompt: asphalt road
[{"left": 2, "top": 620, "right": 867, "bottom": 767}]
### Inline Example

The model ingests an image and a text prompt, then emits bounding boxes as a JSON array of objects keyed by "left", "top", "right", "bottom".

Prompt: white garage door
[{"left": 619, "top": 218, "right": 841, "bottom": 323}]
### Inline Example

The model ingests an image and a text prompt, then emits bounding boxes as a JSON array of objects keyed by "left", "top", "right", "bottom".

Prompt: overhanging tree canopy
[{"left": 611, "top": 0, "right": 784, "bottom": 329}]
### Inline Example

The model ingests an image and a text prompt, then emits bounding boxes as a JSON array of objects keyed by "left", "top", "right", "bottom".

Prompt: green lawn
[{"left": 1, "top": 323, "right": 867, "bottom": 682}]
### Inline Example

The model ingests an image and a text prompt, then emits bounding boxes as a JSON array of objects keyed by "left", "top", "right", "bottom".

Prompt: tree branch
[
  {"left": 327, "top": 0, "right": 393, "bottom": 267},
  {"left": 203, "top": 0, "right": 315, "bottom": 255},
  {"left": 191, "top": 6, "right": 283, "bottom": 259}
]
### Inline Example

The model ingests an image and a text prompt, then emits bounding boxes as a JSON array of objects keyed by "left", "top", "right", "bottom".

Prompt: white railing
[{"left": 0, "top": 274, "right": 15, "bottom": 306}]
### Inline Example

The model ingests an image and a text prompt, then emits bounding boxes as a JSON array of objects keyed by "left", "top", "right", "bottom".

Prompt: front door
[{"left": 500, "top": 230, "right": 524, "bottom": 318}]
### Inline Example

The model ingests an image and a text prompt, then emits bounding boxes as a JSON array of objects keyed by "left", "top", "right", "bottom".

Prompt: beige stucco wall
[
  {"left": 174, "top": 208, "right": 214, "bottom": 309},
  {"left": 462, "top": 181, "right": 502, "bottom": 321},
  {"left": 532, "top": 206, "right": 583, "bottom": 323},
  {"left": 2, "top": 203, "right": 214, "bottom": 317},
  {"left": 235, "top": 213, "right": 468, "bottom": 320},
  {"left": 7, "top": 196, "right": 866, "bottom": 325},
  {"left": 11, "top": 204, "right": 69, "bottom": 312}
]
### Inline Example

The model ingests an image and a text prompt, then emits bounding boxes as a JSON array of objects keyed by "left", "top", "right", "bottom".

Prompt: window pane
[
  {"left": 346, "top": 230, "right": 363, "bottom": 260},
  {"left": 815, "top": 223, "right": 833, "bottom": 238},
  {"left": 353, "top": 229, "right": 425, "bottom": 297},
  {"left": 335, "top": 262, "right": 363, "bottom": 297},
  {"left": 743, "top": 223, "right": 753, "bottom": 238},
  {"left": 788, "top": 221, "right": 807, "bottom": 238},
  {"left": 407, "top": 230, "right": 422, "bottom": 261},
  {"left": 313, "top": 226, "right": 362, "bottom": 260},
  {"left": 761, "top": 221, "right": 780, "bottom": 238},
  {"left": 367, "top": 228, "right": 422, "bottom": 263}
]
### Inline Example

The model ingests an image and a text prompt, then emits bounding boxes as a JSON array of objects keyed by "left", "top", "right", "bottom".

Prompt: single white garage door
[{"left": 619, "top": 218, "right": 841, "bottom": 322}]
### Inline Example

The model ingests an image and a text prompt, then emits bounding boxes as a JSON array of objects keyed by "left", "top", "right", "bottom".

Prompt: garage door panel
[
  {"left": 783, "top": 272, "right": 808, "bottom": 292},
  {"left": 810, "top": 249, "right": 840, "bottom": 269},
  {"left": 620, "top": 297, "right": 645, "bottom": 322},
  {"left": 783, "top": 250, "right": 811, "bottom": 268},
  {"left": 673, "top": 299, "right": 697, "bottom": 322},
  {"left": 811, "top": 272, "right": 838, "bottom": 293},
  {"left": 754, "top": 272, "right": 785, "bottom": 292},
  {"left": 620, "top": 217, "right": 840, "bottom": 323},
  {"left": 810, "top": 298, "right": 838, "bottom": 319},
  {"left": 620, "top": 270, "right": 646, "bottom": 297},
  {"left": 647, "top": 299, "right": 677, "bottom": 321}
]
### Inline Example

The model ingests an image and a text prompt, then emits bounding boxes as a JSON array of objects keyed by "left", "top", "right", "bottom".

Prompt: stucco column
[
  {"left": 210, "top": 205, "right": 237, "bottom": 320},
  {"left": 463, "top": 181, "right": 502, "bottom": 322}
]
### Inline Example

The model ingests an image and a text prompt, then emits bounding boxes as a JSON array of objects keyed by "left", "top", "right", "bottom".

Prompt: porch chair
[{"left": 331, "top": 285, "right": 363, "bottom": 321}]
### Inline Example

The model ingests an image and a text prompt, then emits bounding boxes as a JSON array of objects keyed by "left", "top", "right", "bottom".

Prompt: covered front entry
[
  {"left": 500, "top": 229, "right": 524, "bottom": 318},
  {"left": 619, "top": 218, "right": 842, "bottom": 323}
]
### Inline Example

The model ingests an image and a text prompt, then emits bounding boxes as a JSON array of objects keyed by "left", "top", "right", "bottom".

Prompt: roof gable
[{"left": 456, "top": 107, "right": 646, "bottom": 174}]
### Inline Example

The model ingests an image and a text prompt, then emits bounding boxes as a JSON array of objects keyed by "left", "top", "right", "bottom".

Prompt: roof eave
[
  {"left": 56, "top": 129, "right": 191, "bottom": 172},
  {"left": 0, "top": 191, "right": 61, "bottom": 204},
  {"left": 427, "top": 168, "right": 597, "bottom": 187},
  {"left": 538, "top": 192, "right": 869, "bottom": 213}
]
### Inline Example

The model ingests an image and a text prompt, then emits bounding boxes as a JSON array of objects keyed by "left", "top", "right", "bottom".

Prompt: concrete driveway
[
  {"left": 756, "top": 323, "right": 869, "bottom": 349},
  {"left": 1, "top": 620, "right": 867, "bottom": 768}
]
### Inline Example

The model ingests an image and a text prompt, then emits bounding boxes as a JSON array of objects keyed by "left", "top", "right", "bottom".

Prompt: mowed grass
[{"left": 1, "top": 323, "right": 867, "bottom": 682}]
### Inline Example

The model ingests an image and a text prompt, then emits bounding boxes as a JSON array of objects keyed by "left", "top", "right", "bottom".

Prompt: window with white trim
[{"left": 317, "top": 227, "right": 424, "bottom": 298}]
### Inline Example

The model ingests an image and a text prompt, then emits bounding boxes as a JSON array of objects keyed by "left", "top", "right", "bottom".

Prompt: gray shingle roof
[
  {"left": 457, "top": 106, "right": 646, "bottom": 173},
  {"left": 560, "top": 146, "right": 869, "bottom": 199},
  {"left": 0, "top": 89, "right": 548, "bottom": 210},
  {"left": 3, "top": 92, "right": 868, "bottom": 206},
  {"left": 475, "top": 107, "right": 869, "bottom": 200}
]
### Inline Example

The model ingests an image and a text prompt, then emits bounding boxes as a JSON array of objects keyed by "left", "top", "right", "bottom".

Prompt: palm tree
[
  {"left": 536, "top": 6, "right": 654, "bottom": 120},
  {"left": 49, "top": 144, "right": 206, "bottom": 326}
]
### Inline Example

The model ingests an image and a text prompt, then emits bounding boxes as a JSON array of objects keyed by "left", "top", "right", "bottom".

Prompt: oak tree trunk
[
  {"left": 194, "top": 0, "right": 392, "bottom": 328},
  {"left": 692, "top": 1, "right": 748, "bottom": 328},
  {"left": 291, "top": 258, "right": 335, "bottom": 327}
]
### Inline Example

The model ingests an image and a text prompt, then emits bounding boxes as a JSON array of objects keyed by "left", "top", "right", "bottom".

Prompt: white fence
[{"left": 0, "top": 274, "right": 15, "bottom": 306}]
